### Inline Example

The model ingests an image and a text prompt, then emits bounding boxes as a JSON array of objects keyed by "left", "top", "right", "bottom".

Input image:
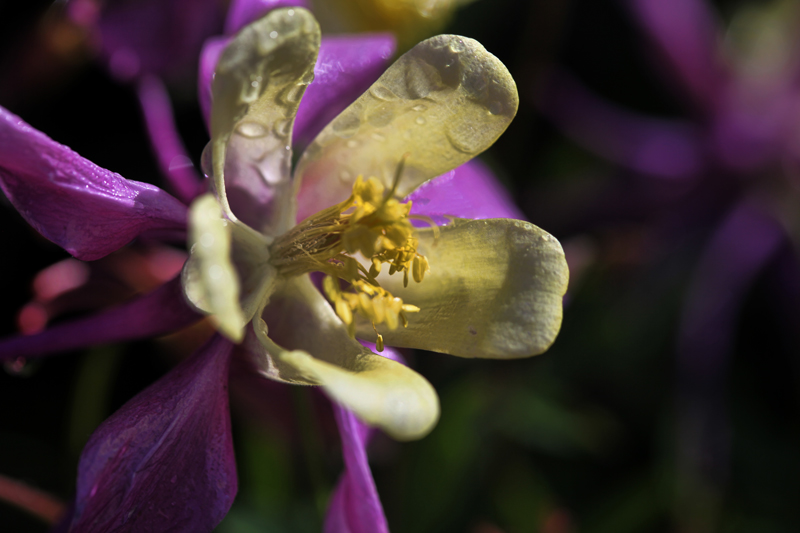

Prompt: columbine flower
[
  {"left": 184, "top": 7, "right": 568, "bottom": 441},
  {"left": 0, "top": 7, "right": 567, "bottom": 531}
]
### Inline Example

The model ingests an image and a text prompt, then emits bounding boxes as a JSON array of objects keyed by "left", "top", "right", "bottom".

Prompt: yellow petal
[
  {"left": 294, "top": 34, "right": 518, "bottom": 220},
  {"left": 356, "top": 219, "right": 569, "bottom": 358},
  {"left": 244, "top": 276, "right": 440, "bottom": 440},
  {"left": 210, "top": 8, "right": 320, "bottom": 235}
]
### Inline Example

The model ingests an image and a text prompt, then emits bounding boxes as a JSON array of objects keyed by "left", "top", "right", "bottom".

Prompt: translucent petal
[
  {"left": 210, "top": 7, "right": 320, "bottom": 235},
  {"left": 244, "top": 276, "right": 440, "bottom": 440},
  {"left": 356, "top": 218, "right": 569, "bottom": 358},
  {"left": 184, "top": 195, "right": 247, "bottom": 341},
  {"left": 294, "top": 34, "right": 518, "bottom": 221}
]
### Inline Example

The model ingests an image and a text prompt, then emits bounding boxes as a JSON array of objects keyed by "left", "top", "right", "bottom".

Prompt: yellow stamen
[{"left": 270, "top": 158, "right": 432, "bottom": 346}]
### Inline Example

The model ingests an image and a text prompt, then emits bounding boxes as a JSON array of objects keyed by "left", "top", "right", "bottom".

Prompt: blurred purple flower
[
  {"left": 0, "top": 6, "right": 557, "bottom": 532},
  {"left": 540, "top": 0, "right": 800, "bottom": 518}
]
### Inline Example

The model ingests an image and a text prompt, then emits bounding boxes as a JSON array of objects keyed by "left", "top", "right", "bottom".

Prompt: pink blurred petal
[
  {"left": 137, "top": 75, "right": 205, "bottom": 204},
  {"left": 198, "top": 36, "right": 230, "bottom": 132},
  {"left": 294, "top": 34, "right": 396, "bottom": 144},
  {"left": 224, "top": 0, "right": 310, "bottom": 35},
  {"left": 625, "top": 0, "right": 729, "bottom": 111},
  {"left": 0, "top": 107, "right": 187, "bottom": 261},
  {"left": 407, "top": 159, "right": 525, "bottom": 222},
  {"left": 70, "top": 335, "right": 236, "bottom": 532},
  {"left": 540, "top": 71, "right": 704, "bottom": 179},
  {"left": 0, "top": 276, "right": 200, "bottom": 360}
]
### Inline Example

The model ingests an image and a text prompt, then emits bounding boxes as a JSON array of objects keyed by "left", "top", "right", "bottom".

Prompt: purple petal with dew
[
  {"left": 198, "top": 36, "right": 230, "bottom": 132},
  {"left": 70, "top": 334, "right": 236, "bottom": 533},
  {"left": 224, "top": 0, "right": 310, "bottom": 35},
  {"left": 0, "top": 107, "right": 187, "bottom": 261},
  {"left": 97, "top": 0, "right": 223, "bottom": 81},
  {"left": 625, "top": 0, "right": 728, "bottom": 111},
  {"left": 0, "top": 276, "right": 200, "bottom": 361},
  {"left": 540, "top": 71, "right": 704, "bottom": 179},
  {"left": 406, "top": 159, "right": 524, "bottom": 224},
  {"left": 137, "top": 75, "right": 205, "bottom": 205},
  {"left": 324, "top": 342, "right": 399, "bottom": 533},
  {"left": 294, "top": 34, "right": 396, "bottom": 145},
  {"left": 676, "top": 199, "right": 784, "bottom": 488}
]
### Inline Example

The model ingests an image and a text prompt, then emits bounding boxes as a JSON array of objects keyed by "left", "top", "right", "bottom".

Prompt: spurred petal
[
  {"left": 0, "top": 107, "right": 187, "bottom": 261},
  {"left": 626, "top": 0, "right": 729, "bottom": 110},
  {"left": 294, "top": 34, "right": 397, "bottom": 144},
  {"left": 183, "top": 194, "right": 276, "bottom": 341},
  {"left": 294, "top": 34, "right": 518, "bottom": 221},
  {"left": 210, "top": 8, "right": 319, "bottom": 235},
  {"left": 245, "top": 276, "right": 440, "bottom": 440},
  {"left": 70, "top": 335, "right": 236, "bottom": 533},
  {"left": 137, "top": 75, "right": 205, "bottom": 204},
  {"left": 357, "top": 218, "right": 569, "bottom": 358},
  {"left": 325, "top": 403, "right": 389, "bottom": 533},
  {"left": 224, "top": 0, "right": 310, "bottom": 34},
  {"left": 0, "top": 276, "right": 200, "bottom": 361},
  {"left": 407, "top": 159, "right": 524, "bottom": 221}
]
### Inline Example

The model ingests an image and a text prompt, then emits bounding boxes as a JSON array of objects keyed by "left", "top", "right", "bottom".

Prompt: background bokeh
[{"left": 2, "top": 0, "right": 799, "bottom": 531}]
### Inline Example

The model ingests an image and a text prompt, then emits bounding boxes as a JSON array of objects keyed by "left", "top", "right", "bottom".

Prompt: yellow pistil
[{"left": 270, "top": 159, "right": 429, "bottom": 349}]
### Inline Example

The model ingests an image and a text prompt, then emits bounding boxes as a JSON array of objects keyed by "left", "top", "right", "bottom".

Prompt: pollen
[{"left": 269, "top": 158, "right": 430, "bottom": 349}]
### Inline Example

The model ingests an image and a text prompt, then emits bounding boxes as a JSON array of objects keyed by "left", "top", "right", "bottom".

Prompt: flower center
[{"left": 269, "top": 160, "right": 430, "bottom": 350}]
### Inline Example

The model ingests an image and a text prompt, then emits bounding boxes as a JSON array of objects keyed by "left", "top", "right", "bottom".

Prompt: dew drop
[
  {"left": 236, "top": 121, "right": 269, "bottom": 138},
  {"left": 449, "top": 39, "right": 466, "bottom": 53},
  {"left": 445, "top": 123, "right": 482, "bottom": 154},
  {"left": 287, "top": 9, "right": 295, "bottom": 15},
  {"left": 346, "top": 139, "right": 359, "bottom": 149},
  {"left": 269, "top": 31, "right": 278, "bottom": 39},
  {"left": 412, "top": 104, "right": 427, "bottom": 112},
  {"left": 415, "top": 116, "right": 426, "bottom": 125},
  {"left": 279, "top": 84, "right": 305, "bottom": 105},
  {"left": 371, "top": 85, "right": 398, "bottom": 101},
  {"left": 332, "top": 113, "right": 360, "bottom": 137},
  {"left": 200, "top": 232, "right": 214, "bottom": 248},
  {"left": 339, "top": 169, "right": 352, "bottom": 183},
  {"left": 273, "top": 118, "right": 292, "bottom": 137},
  {"left": 488, "top": 100, "right": 504, "bottom": 115}
]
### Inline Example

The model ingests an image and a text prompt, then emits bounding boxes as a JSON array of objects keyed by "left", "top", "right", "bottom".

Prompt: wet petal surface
[
  {"left": 357, "top": 218, "right": 569, "bottom": 358},
  {"left": 70, "top": 335, "right": 236, "bottom": 533},
  {"left": 0, "top": 107, "right": 187, "bottom": 261},
  {"left": 294, "top": 34, "right": 518, "bottom": 221}
]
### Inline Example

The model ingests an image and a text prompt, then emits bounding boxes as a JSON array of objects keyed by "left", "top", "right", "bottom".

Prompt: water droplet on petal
[
  {"left": 273, "top": 118, "right": 292, "bottom": 138},
  {"left": 488, "top": 100, "right": 504, "bottom": 115},
  {"left": 445, "top": 123, "right": 481, "bottom": 154},
  {"left": 415, "top": 116, "right": 426, "bottom": 125},
  {"left": 236, "top": 121, "right": 269, "bottom": 138},
  {"left": 449, "top": 39, "right": 466, "bottom": 53},
  {"left": 346, "top": 139, "right": 359, "bottom": 149},
  {"left": 412, "top": 104, "right": 427, "bottom": 112},
  {"left": 279, "top": 84, "right": 305, "bottom": 105},
  {"left": 371, "top": 85, "right": 398, "bottom": 101},
  {"left": 269, "top": 31, "right": 278, "bottom": 39},
  {"left": 332, "top": 113, "right": 361, "bottom": 138}
]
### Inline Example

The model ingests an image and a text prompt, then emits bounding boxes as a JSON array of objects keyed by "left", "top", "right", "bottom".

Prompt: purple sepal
[
  {"left": 540, "top": 71, "right": 704, "bottom": 179},
  {"left": 407, "top": 159, "right": 525, "bottom": 222},
  {"left": 0, "top": 107, "right": 188, "bottom": 261},
  {"left": 0, "top": 276, "right": 200, "bottom": 361},
  {"left": 324, "top": 342, "right": 399, "bottom": 533},
  {"left": 137, "top": 75, "right": 205, "bottom": 205},
  {"left": 325, "top": 405, "right": 390, "bottom": 533},
  {"left": 224, "top": 0, "right": 310, "bottom": 35},
  {"left": 97, "top": 0, "right": 224, "bottom": 81},
  {"left": 625, "top": 0, "right": 728, "bottom": 111},
  {"left": 294, "top": 34, "right": 396, "bottom": 145},
  {"left": 198, "top": 37, "right": 231, "bottom": 132},
  {"left": 70, "top": 335, "right": 237, "bottom": 533}
]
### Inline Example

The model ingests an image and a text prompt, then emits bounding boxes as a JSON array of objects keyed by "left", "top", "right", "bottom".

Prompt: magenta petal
[
  {"left": 224, "top": 0, "right": 310, "bottom": 35},
  {"left": 137, "top": 75, "right": 205, "bottom": 204},
  {"left": 0, "top": 107, "right": 187, "bottom": 260},
  {"left": 198, "top": 36, "right": 231, "bottom": 132},
  {"left": 626, "top": 0, "right": 728, "bottom": 110},
  {"left": 294, "top": 34, "right": 396, "bottom": 145},
  {"left": 0, "top": 276, "right": 200, "bottom": 361},
  {"left": 540, "top": 71, "right": 704, "bottom": 179},
  {"left": 70, "top": 335, "right": 236, "bottom": 533},
  {"left": 325, "top": 405, "right": 389, "bottom": 533},
  {"left": 407, "top": 159, "right": 525, "bottom": 221}
]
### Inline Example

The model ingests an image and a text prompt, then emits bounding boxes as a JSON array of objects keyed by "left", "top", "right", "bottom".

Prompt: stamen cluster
[{"left": 270, "top": 167, "right": 430, "bottom": 349}]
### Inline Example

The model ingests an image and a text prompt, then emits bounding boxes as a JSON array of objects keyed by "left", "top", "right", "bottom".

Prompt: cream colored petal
[
  {"left": 294, "top": 34, "right": 518, "bottom": 221},
  {"left": 243, "top": 275, "right": 440, "bottom": 440},
  {"left": 183, "top": 194, "right": 277, "bottom": 341},
  {"left": 356, "top": 218, "right": 569, "bottom": 358},
  {"left": 211, "top": 8, "right": 320, "bottom": 235}
]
